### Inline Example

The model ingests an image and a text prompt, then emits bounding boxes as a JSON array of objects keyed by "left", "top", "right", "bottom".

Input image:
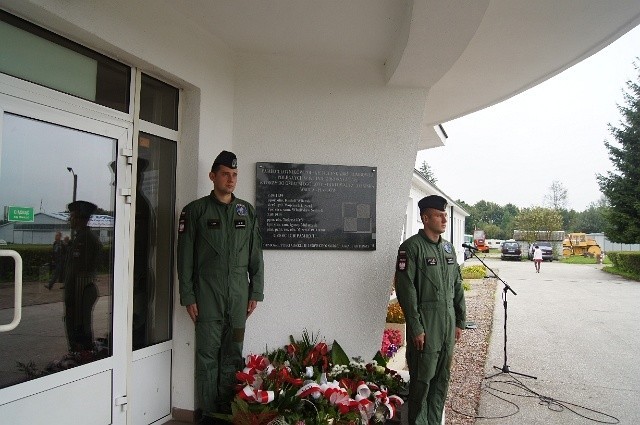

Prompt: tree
[
  {"left": 543, "top": 180, "right": 568, "bottom": 210},
  {"left": 456, "top": 199, "right": 476, "bottom": 234},
  {"left": 479, "top": 223, "right": 503, "bottom": 239},
  {"left": 573, "top": 199, "right": 608, "bottom": 234},
  {"left": 474, "top": 200, "right": 504, "bottom": 226},
  {"left": 513, "top": 207, "right": 563, "bottom": 243},
  {"left": 418, "top": 161, "right": 437, "bottom": 185},
  {"left": 500, "top": 203, "right": 520, "bottom": 239},
  {"left": 597, "top": 64, "right": 640, "bottom": 243},
  {"left": 559, "top": 208, "right": 580, "bottom": 232}
]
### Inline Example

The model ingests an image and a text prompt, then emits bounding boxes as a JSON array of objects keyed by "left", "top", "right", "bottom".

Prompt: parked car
[
  {"left": 500, "top": 241, "right": 522, "bottom": 261},
  {"left": 528, "top": 241, "right": 554, "bottom": 261}
]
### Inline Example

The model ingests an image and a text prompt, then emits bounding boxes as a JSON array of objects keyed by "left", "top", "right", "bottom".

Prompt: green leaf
[
  {"left": 330, "top": 340, "right": 350, "bottom": 366},
  {"left": 232, "top": 396, "right": 250, "bottom": 414},
  {"left": 373, "top": 350, "right": 387, "bottom": 367}
]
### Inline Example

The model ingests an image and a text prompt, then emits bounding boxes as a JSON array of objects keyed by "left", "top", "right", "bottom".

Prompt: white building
[{"left": 1, "top": 2, "right": 639, "bottom": 424}]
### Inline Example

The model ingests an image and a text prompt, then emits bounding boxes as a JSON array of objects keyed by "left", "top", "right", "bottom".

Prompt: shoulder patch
[
  {"left": 444, "top": 242, "right": 452, "bottom": 254},
  {"left": 236, "top": 203, "right": 248, "bottom": 216},
  {"left": 396, "top": 250, "right": 408, "bottom": 272},
  {"left": 178, "top": 211, "right": 187, "bottom": 233}
]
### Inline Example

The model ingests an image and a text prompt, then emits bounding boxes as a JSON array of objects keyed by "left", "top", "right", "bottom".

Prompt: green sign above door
[{"left": 7, "top": 206, "right": 34, "bottom": 222}]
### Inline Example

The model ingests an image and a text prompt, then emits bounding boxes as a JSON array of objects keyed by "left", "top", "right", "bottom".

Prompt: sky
[
  {"left": 416, "top": 23, "right": 640, "bottom": 212},
  {"left": 0, "top": 113, "right": 115, "bottom": 214}
]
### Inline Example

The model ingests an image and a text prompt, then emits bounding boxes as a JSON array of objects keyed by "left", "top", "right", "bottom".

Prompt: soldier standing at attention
[
  {"left": 177, "top": 150, "right": 264, "bottom": 425},
  {"left": 394, "top": 195, "right": 466, "bottom": 425},
  {"left": 64, "top": 201, "right": 101, "bottom": 352}
]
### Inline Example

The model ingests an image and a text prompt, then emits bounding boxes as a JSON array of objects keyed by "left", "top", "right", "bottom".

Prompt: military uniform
[
  {"left": 395, "top": 205, "right": 466, "bottom": 425},
  {"left": 177, "top": 191, "right": 264, "bottom": 416},
  {"left": 63, "top": 201, "right": 101, "bottom": 352}
]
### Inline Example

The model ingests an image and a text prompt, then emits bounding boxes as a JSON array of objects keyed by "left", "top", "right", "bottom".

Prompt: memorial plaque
[{"left": 256, "top": 162, "right": 376, "bottom": 250}]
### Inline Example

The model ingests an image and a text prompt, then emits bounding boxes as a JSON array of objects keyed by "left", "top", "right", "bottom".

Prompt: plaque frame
[{"left": 255, "top": 162, "right": 377, "bottom": 250}]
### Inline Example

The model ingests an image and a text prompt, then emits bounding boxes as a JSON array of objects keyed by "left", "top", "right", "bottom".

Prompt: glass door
[{"left": 0, "top": 95, "right": 131, "bottom": 425}]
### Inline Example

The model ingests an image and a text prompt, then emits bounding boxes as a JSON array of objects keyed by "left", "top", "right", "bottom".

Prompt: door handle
[{"left": 0, "top": 249, "right": 23, "bottom": 332}]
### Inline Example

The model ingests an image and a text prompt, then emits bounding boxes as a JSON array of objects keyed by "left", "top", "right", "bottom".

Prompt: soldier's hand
[
  {"left": 413, "top": 332, "right": 426, "bottom": 351},
  {"left": 455, "top": 327, "right": 463, "bottom": 343},
  {"left": 247, "top": 300, "right": 257, "bottom": 317},
  {"left": 186, "top": 304, "right": 198, "bottom": 323}
]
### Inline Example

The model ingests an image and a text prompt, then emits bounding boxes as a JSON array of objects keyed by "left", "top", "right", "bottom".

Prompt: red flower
[{"left": 286, "top": 343, "right": 297, "bottom": 356}]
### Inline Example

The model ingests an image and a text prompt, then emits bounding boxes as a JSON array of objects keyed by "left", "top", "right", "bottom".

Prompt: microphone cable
[{"left": 449, "top": 372, "right": 620, "bottom": 423}]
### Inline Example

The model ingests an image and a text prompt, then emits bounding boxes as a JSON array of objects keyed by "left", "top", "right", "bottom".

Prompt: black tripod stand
[{"left": 466, "top": 247, "right": 537, "bottom": 380}]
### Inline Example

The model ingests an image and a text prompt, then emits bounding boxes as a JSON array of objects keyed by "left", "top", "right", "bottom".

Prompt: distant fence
[{"left": 587, "top": 233, "right": 640, "bottom": 253}]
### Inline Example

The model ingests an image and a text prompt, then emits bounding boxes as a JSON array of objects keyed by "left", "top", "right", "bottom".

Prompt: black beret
[
  {"left": 68, "top": 200, "right": 97, "bottom": 219},
  {"left": 418, "top": 195, "right": 447, "bottom": 214},
  {"left": 211, "top": 150, "right": 237, "bottom": 171}
]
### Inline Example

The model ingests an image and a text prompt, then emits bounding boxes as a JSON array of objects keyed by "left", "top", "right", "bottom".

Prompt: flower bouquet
[
  {"left": 380, "top": 329, "right": 402, "bottom": 360},
  {"left": 226, "top": 330, "right": 407, "bottom": 425}
]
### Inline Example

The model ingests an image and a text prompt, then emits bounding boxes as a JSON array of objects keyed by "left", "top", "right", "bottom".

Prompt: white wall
[
  {"left": 2, "top": 0, "right": 428, "bottom": 413},
  {"left": 587, "top": 233, "right": 640, "bottom": 253},
  {"left": 233, "top": 53, "right": 427, "bottom": 359}
]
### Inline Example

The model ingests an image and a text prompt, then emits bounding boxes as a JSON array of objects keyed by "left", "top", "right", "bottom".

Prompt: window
[
  {"left": 140, "top": 74, "right": 179, "bottom": 130},
  {"left": 0, "top": 10, "right": 130, "bottom": 112}
]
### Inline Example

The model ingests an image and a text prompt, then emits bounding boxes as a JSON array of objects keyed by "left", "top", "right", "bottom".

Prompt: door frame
[{"left": 0, "top": 74, "right": 134, "bottom": 425}]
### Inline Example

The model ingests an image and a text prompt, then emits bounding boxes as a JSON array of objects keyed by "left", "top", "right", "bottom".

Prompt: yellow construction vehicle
[{"left": 562, "top": 233, "right": 602, "bottom": 257}]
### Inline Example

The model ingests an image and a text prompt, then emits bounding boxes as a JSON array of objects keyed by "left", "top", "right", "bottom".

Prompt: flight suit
[
  {"left": 64, "top": 226, "right": 101, "bottom": 352},
  {"left": 177, "top": 192, "right": 264, "bottom": 416},
  {"left": 395, "top": 230, "right": 466, "bottom": 425}
]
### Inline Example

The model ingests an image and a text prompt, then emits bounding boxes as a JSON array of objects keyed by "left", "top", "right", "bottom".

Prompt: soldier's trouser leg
[
  {"left": 407, "top": 343, "right": 453, "bottom": 425},
  {"left": 195, "top": 320, "right": 244, "bottom": 416},
  {"left": 426, "top": 343, "right": 453, "bottom": 425},
  {"left": 218, "top": 325, "right": 244, "bottom": 411},
  {"left": 78, "top": 283, "right": 98, "bottom": 350},
  {"left": 195, "top": 320, "right": 223, "bottom": 417}
]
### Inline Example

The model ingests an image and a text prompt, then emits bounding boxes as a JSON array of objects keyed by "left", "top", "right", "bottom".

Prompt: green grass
[
  {"left": 559, "top": 255, "right": 612, "bottom": 265},
  {"left": 601, "top": 266, "right": 640, "bottom": 281}
]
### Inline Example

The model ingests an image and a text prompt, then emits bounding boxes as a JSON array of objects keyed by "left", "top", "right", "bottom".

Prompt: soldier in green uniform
[
  {"left": 64, "top": 200, "right": 101, "bottom": 352},
  {"left": 394, "top": 195, "right": 466, "bottom": 425},
  {"left": 177, "top": 151, "right": 264, "bottom": 424}
]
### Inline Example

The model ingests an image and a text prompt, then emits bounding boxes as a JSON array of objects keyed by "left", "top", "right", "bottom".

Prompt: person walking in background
[
  {"left": 177, "top": 150, "right": 264, "bottom": 425},
  {"left": 394, "top": 195, "right": 466, "bottom": 425},
  {"left": 533, "top": 244, "right": 543, "bottom": 273},
  {"left": 45, "top": 231, "right": 66, "bottom": 290}
]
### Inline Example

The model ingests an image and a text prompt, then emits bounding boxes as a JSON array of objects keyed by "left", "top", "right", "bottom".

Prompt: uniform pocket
[
  {"left": 418, "top": 305, "right": 445, "bottom": 353},
  {"left": 417, "top": 265, "right": 441, "bottom": 302}
]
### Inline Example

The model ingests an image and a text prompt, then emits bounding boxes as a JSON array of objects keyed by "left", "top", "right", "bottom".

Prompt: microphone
[{"left": 462, "top": 243, "right": 478, "bottom": 251}]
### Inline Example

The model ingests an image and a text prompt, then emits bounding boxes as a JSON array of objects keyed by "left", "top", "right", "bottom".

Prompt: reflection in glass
[
  {"left": 0, "top": 112, "right": 115, "bottom": 388},
  {"left": 140, "top": 74, "right": 179, "bottom": 130},
  {"left": 132, "top": 133, "right": 175, "bottom": 349}
]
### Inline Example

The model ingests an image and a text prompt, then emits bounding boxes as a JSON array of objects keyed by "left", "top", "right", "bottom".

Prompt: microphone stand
[{"left": 465, "top": 246, "right": 537, "bottom": 380}]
